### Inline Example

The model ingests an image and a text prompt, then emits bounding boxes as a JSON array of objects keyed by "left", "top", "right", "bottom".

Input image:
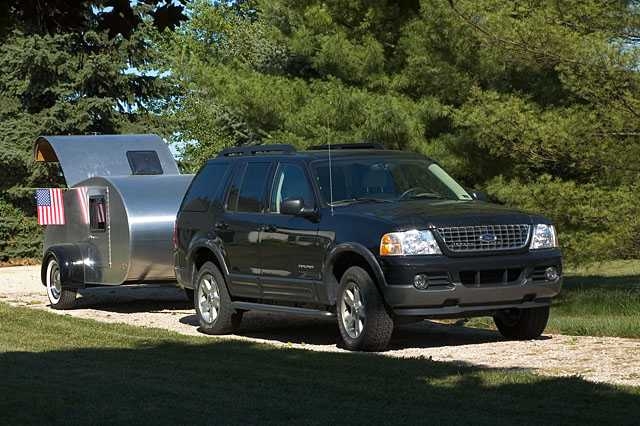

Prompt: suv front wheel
[
  {"left": 194, "top": 262, "right": 242, "bottom": 334},
  {"left": 493, "top": 306, "right": 550, "bottom": 340},
  {"left": 337, "top": 266, "right": 394, "bottom": 351}
]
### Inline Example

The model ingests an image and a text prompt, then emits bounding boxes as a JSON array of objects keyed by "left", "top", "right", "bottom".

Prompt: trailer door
[{"left": 85, "top": 187, "right": 112, "bottom": 283}]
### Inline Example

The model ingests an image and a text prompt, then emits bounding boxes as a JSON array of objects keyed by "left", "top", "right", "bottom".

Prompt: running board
[{"left": 231, "top": 301, "right": 335, "bottom": 318}]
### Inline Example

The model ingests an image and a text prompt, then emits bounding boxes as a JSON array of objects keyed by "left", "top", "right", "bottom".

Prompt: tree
[
  {"left": 0, "top": 1, "right": 189, "bottom": 260},
  {"left": 162, "top": 0, "right": 640, "bottom": 263}
]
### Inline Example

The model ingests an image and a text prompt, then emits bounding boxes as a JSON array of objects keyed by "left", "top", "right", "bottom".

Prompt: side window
[
  {"left": 226, "top": 163, "right": 245, "bottom": 212},
  {"left": 227, "top": 162, "right": 271, "bottom": 213},
  {"left": 182, "top": 162, "right": 230, "bottom": 211},
  {"left": 89, "top": 195, "right": 106, "bottom": 232},
  {"left": 270, "top": 163, "right": 315, "bottom": 213}
]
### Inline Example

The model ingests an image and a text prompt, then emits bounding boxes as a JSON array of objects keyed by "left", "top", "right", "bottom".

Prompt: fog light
[
  {"left": 414, "top": 274, "right": 429, "bottom": 290},
  {"left": 544, "top": 267, "right": 560, "bottom": 281}
]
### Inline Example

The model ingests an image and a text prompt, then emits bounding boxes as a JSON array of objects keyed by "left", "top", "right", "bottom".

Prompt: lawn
[
  {"left": 469, "top": 260, "right": 640, "bottom": 338},
  {"left": 1, "top": 303, "right": 639, "bottom": 425}
]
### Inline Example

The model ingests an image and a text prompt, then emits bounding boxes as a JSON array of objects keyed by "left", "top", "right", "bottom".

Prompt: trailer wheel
[
  {"left": 45, "top": 258, "right": 77, "bottom": 310},
  {"left": 194, "top": 262, "right": 242, "bottom": 334}
]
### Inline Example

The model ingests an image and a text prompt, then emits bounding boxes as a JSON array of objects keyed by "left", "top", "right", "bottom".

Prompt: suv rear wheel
[
  {"left": 337, "top": 266, "right": 394, "bottom": 351},
  {"left": 194, "top": 262, "right": 242, "bottom": 334},
  {"left": 493, "top": 306, "right": 550, "bottom": 340}
]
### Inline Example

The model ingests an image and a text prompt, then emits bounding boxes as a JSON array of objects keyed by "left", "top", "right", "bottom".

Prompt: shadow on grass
[{"left": 1, "top": 338, "right": 639, "bottom": 425}]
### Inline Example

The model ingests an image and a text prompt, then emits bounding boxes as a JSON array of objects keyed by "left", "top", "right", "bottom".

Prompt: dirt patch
[
  {"left": 2, "top": 265, "right": 639, "bottom": 387},
  {"left": 0, "top": 258, "right": 39, "bottom": 267}
]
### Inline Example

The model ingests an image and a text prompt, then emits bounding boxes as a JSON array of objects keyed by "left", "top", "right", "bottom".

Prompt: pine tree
[
  {"left": 0, "top": 1, "right": 188, "bottom": 260},
  {"left": 162, "top": 0, "right": 640, "bottom": 262}
]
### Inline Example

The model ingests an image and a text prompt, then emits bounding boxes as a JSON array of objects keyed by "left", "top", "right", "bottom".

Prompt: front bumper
[{"left": 378, "top": 249, "right": 562, "bottom": 318}]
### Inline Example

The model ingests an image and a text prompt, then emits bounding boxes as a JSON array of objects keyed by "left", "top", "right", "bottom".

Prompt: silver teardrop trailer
[{"left": 34, "top": 134, "right": 193, "bottom": 309}]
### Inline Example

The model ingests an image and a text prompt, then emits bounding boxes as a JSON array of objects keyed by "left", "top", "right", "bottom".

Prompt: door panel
[
  {"left": 259, "top": 162, "right": 322, "bottom": 302},
  {"left": 220, "top": 212, "right": 263, "bottom": 298},
  {"left": 260, "top": 216, "right": 322, "bottom": 301},
  {"left": 84, "top": 187, "right": 111, "bottom": 284},
  {"left": 221, "top": 161, "right": 273, "bottom": 298}
]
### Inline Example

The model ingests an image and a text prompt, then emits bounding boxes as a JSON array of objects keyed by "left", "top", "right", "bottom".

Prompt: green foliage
[
  {"left": 161, "top": 0, "right": 640, "bottom": 263},
  {"left": 0, "top": 3, "right": 187, "bottom": 260}
]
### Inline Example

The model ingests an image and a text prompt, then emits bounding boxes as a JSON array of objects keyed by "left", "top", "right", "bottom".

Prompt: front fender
[
  {"left": 41, "top": 244, "right": 85, "bottom": 289},
  {"left": 322, "top": 242, "right": 387, "bottom": 304}
]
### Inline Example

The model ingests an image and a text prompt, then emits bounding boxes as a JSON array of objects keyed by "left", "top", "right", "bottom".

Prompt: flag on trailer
[
  {"left": 77, "top": 187, "right": 89, "bottom": 224},
  {"left": 36, "top": 188, "right": 65, "bottom": 225}
]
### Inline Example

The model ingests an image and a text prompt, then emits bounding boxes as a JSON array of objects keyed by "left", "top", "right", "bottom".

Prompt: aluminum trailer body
[{"left": 33, "top": 134, "right": 194, "bottom": 299}]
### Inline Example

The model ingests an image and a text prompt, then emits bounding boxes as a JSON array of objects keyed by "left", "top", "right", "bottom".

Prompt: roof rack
[
  {"left": 308, "top": 143, "right": 385, "bottom": 150},
  {"left": 217, "top": 144, "right": 296, "bottom": 157}
]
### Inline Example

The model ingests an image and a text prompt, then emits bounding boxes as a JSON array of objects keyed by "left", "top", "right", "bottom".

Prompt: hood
[{"left": 333, "top": 199, "right": 545, "bottom": 229}]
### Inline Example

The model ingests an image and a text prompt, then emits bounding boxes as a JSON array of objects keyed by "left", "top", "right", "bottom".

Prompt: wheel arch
[
  {"left": 323, "top": 243, "right": 387, "bottom": 305},
  {"left": 187, "top": 242, "right": 230, "bottom": 290}
]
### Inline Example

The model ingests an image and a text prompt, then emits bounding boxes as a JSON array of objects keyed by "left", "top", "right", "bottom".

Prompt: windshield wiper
[{"left": 329, "top": 197, "right": 395, "bottom": 206}]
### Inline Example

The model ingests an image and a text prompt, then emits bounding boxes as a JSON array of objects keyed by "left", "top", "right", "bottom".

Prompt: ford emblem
[{"left": 479, "top": 233, "right": 498, "bottom": 243}]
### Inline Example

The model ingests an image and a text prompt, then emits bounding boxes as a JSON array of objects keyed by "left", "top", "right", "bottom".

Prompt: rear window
[
  {"left": 126, "top": 151, "right": 163, "bottom": 175},
  {"left": 182, "top": 162, "right": 231, "bottom": 211}
]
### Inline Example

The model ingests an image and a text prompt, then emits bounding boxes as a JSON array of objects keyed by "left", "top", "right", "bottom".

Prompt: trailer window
[
  {"left": 89, "top": 196, "right": 107, "bottom": 232},
  {"left": 126, "top": 151, "right": 163, "bottom": 175}
]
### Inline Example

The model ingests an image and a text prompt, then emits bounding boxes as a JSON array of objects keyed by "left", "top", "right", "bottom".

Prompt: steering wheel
[{"left": 398, "top": 187, "right": 428, "bottom": 200}]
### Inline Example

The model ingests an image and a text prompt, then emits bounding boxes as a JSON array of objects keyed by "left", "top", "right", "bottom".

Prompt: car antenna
[{"left": 328, "top": 137, "right": 334, "bottom": 215}]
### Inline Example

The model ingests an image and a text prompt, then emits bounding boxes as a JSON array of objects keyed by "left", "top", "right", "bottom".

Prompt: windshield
[{"left": 312, "top": 157, "right": 472, "bottom": 205}]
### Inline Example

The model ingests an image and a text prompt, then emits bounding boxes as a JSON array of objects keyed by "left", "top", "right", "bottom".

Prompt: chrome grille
[{"left": 435, "top": 224, "right": 531, "bottom": 253}]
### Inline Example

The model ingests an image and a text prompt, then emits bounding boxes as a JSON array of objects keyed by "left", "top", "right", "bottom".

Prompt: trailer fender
[{"left": 42, "top": 244, "right": 86, "bottom": 289}]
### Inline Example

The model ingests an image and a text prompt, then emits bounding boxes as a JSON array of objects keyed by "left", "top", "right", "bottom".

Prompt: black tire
[
  {"left": 45, "top": 257, "right": 77, "bottom": 310},
  {"left": 337, "top": 266, "right": 394, "bottom": 351},
  {"left": 493, "top": 306, "right": 550, "bottom": 340},
  {"left": 194, "top": 262, "right": 242, "bottom": 334},
  {"left": 184, "top": 288, "right": 195, "bottom": 305}
]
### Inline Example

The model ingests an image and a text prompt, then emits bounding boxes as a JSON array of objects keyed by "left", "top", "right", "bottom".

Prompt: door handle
[{"left": 214, "top": 222, "right": 228, "bottom": 231}]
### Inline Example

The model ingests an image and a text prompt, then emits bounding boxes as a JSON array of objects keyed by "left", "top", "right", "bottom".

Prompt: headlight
[
  {"left": 380, "top": 230, "right": 442, "bottom": 256},
  {"left": 530, "top": 224, "right": 558, "bottom": 250}
]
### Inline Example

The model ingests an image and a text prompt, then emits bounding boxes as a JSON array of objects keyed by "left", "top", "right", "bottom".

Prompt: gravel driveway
[{"left": 2, "top": 265, "right": 639, "bottom": 387}]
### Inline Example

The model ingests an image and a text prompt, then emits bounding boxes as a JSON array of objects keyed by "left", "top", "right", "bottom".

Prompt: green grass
[
  {"left": 469, "top": 260, "right": 640, "bottom": 338},
  {"left": 1, "top": 303, "right": 640, "bottom": 425}
]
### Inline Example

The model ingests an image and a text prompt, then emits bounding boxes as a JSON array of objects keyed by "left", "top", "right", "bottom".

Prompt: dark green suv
[{"left": 174, "top": 144, "right": 562, "bottom": 351}]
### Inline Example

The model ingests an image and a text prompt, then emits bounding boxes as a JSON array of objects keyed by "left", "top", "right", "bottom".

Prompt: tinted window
[
  {"left": 227, "top": 162, "right": 271, "bottom": 213},
  {"left": 182, "top": 163, "right": 230, "bottom": 211},
  {"left": 89, "top": 196, "right": 107, "bottom": 232},
  {"left": 270, "top": 164, "right": 315, "bottom": 213},
  {"left": 126, "top": 151, "right": 163, "bottom": 175},
  {"left": 226, "top": 163, "right": 245, "bottom": 212}
]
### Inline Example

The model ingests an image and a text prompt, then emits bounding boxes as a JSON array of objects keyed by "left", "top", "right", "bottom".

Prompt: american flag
[
  {"left": 76, "top": 187, "right": 89, "bottom": 224},
  {"left": 36, "top": 188, "right": 65, "bottom": 225}
]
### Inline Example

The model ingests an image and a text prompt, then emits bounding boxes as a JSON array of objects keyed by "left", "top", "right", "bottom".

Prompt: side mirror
[
  {"left": 471, "top": 191, "right": 488, "bottom": 202},
  {"left": 280, "top": 198, "right": 317, "bottom": 219}
]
